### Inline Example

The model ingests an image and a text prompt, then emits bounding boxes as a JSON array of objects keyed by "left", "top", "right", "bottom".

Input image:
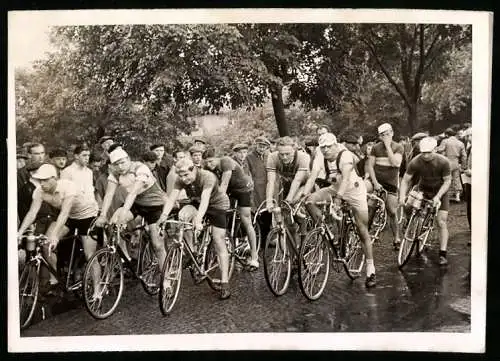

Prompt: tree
[{"left": 355, "top": 24, "right": 471, "bottom": 133}]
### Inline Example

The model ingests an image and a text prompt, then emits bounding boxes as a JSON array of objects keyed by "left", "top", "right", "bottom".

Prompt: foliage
[{"left": 15, "top": 23, "right": 472, "bottom": 156}]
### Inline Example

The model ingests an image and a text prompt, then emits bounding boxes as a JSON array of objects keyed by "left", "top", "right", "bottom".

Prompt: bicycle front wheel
[
  {"left": 298, "top": 228, "right": 330, "bottom": 301},
  {"left": 343, "top": 225, "right": 365, "bottom": 280},
  {"left": 417, "top": 213, "right": 434, "bottom": 255},
  {"left": 19, "top": 261, "right": 40, "bottom": 330},
  {"left": 263, "top": 228, "right": 292, "bottom": 296},
  {"left": 83, "top": 248, "right": 124, "bottom": 320},
  {"left": 398, "top": 212, "right": 419, "bottom": 268},
  {"left": 205, "top": 236, "right": 236, "bottom": 291},
  {"left": 139, "top": 240, "right": 160, "bottom": 295},
  {"left": 159, "top": 245, "right": 183, "bottom": 315}
]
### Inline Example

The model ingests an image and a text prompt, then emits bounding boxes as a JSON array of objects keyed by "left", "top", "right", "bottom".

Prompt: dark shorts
[
  {"left": 65, "top": 216, "right": 96, "bottom": 237},
  {"left": 229, "top": 191, "right": 252, "bottom": 208},
  {"left": 130, "top": 203, "right": 163, "bottom": 224},
  {"left": 379, "top": 181, "right": 398, "bottom": 195},
  {"left": 421, "top": 190, "right": 450, "bottom": 212},
  {"left": 206, "top": 208, "right": 228, "bottom": 229}
]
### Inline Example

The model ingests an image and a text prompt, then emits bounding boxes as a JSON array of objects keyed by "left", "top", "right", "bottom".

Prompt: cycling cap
[
  {"left": 419, "top": 137, "right": 438, "bottom": 153},
  {"left": 463, "top": 127, "right": 472, "bottom": 137},
  {"left": 31, "top": 163, "right": 58, "bottom": 180},
  {"left": 318, "top": 133, "right": 337, "bottom": 147},
  {"left": 109, "top": 148, "right": 129, "bottom": 163},
  {"left": 378, "top": 123, "right": 393, "bottom": 134}
]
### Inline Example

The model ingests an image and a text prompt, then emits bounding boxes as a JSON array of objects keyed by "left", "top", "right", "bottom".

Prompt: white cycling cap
[
  {"left": 31, "top": 163, "right": 58, "bottom": 180},
  {"left": 419, "top": 137, "right": 438, "bottom": 153},
  {"left": 318, "top": 133, "right": 337, "bottom": 147},
  {"left": 378, "top": 123, "right": 393, "bottom": 134},
  {"left": 109, "top": 148, "right": 129, "bottom": 163}
]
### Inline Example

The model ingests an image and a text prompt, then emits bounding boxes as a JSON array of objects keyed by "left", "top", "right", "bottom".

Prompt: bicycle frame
[
  {"left": 23, "top": 230, "right": 83, "bottom": 292},
  {"left": 165, "top": 220, "right": 216, "bottom": 279}
]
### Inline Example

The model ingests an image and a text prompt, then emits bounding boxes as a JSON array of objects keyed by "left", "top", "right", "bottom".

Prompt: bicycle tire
[
  {"left": 370, "top": 205, "right": 387, "bottom": 244},
  {"left": 83, "top": 248, "right": 124, "bottom": 320},
  {"left": 159, "top": 245, "right": 183, "bottom": 315},
  {"left": 19, "top": 261, "right": 40, "bottom": 330},
  {"left": 343, "top": 224, "right": 365, "bottom": 280},
  {"left": 417, "top": 212, "right": 434, "bottom": 255},
  {"left": 398, "top": 212, "right": 419, "bottom": 268},
  {"left": 263, "top": 228, "right": 292, "bottom": 296},
  {"left": 298, "top": 228, "right": 330, "bottom": 301},
  {"left": 138, "top": 240, "right": 160, "bottom": 295},
  {"left": 205, "top": 235, "right": 236, "bottom": 291}
]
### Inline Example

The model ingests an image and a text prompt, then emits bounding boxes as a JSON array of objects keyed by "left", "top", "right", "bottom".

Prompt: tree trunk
[
  {"left": 270, "top": 85, "right": 289, "bottom": 137},
  {"left": 407, "top": 103, "right": 418, "bottom": 135}
]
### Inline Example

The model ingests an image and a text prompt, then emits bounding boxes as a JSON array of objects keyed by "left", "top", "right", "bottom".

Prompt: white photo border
[{"left": 7, "top": 8, "right": 492, "bottom": 353}]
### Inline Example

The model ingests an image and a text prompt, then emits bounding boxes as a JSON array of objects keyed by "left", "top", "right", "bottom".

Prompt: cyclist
[
  {"left": 265, "top": 136, "right": 310, "bottom": 210},
  {"left": 302, "top": 133, "right": 376, "bottom": 288},
  {"left": 203, "top": 147, "right": 258, "bottom": 269},
  {"left": 366, "top": 123, "right": 405, "bottom": 249},
  {"left": 399, "top": 137, "right": 452, "bottom": 266},
  {"left": 232, "top": 143, "right": 251, "bottom": 177},
  {"left": 17, "top": 164, "right": 100, "bottom": 296},
  {"left": 157, "top": 157, "right": 232, "bottom": 299},
  {"left": 95, "top": 147, "right": 167, "bottom": 272}
]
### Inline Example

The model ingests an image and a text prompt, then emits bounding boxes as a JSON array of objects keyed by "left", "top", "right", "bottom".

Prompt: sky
[{"left": 10, "top": 23, "right": 53, "bottom": 69}]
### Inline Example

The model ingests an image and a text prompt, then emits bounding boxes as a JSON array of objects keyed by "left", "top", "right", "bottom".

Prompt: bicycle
[
  {"left": 367, "top": 188, "right": 388, "bottom": 244},
  {"left": 397, "top": 191, "right": 438, "bottom": 269},
  {"left": 18, "top": 228, "right": 86, "bottom": 330},
  {"left": 262, "top": 198, "right": 312, "bottom": 297},
  {"left": 298, "top": 197, "right": 366, "bottom": 301},
  {"left": 227, "top": 198, "right": 262, "bottom": 269},
  {"left": 158, "top": 218, "right": 235, "bottom": 315},
  {"left": 82, "top": 220, "right": 161, "bottom": 320}
]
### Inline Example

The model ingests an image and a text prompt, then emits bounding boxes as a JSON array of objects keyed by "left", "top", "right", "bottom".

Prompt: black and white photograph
[{"left": 8, "top": 9, "right": 491, "bottom": 353}]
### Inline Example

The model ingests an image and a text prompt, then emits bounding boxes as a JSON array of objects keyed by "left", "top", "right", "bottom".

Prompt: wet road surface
[{"left": 21, "top": 203, "right": 471, "bottom": 336}]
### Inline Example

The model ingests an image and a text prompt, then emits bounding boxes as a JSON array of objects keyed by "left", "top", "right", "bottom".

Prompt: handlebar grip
[{"left": 329, "top": 203, "right": 343, "bottom": 221}]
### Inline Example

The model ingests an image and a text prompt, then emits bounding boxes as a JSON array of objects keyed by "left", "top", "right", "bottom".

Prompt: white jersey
[{"left": 312, "top": 145, "right": 362, "bottom": 191}]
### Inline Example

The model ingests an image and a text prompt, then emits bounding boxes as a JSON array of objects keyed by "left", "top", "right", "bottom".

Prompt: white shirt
[
  {"left": 312, "top": 145, "right": 361, "bottom": 191},
  {"left": 60, "top": 162, "right": 95, "bottom": 199},
  {"left": 33, "top": 179, "right": 98, "bottom": 219}
]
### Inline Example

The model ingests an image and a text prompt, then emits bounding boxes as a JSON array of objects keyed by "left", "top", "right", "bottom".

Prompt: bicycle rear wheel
[
  {"left": 263, "top": 228, "right": 292, "bottom": 296},
  {"left": 19, "top": 261, "right": 40, "bottom": 330},
  {"left": 139, "top": 240, "right": 160, "bottom": 295},
  {"left": 298, "top": 228, "right": 330, "bottom": 301},
  {"left": 205, "top": 235, "right": 236, "bottom": 291},
  {"left": 159, "top": 244, "right": 183, "bottom": 315},
  {"left": 83, "top": 248, "right": 124, "bottom": 320},
  {"left": 343, "top": 225, "right": 365, "bottom": 280},
  {"left": 398, "top": 212, "right": 419, "bottom": 268}
]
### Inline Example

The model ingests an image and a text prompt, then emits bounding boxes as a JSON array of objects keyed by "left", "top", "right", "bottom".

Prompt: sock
[
  {"left": 366, "top": 259, "right": 375, "bottom": 277},
  {"left": 439, "top": 250, "right": 447, "bottom": 258}
]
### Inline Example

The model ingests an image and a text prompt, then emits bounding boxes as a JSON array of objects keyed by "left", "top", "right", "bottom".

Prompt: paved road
[{"left": 21, "top": 203, "right": 471, "bottom": 336}]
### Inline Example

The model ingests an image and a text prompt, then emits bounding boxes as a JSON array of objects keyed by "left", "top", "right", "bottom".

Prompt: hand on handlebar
[
  {"left": 94, "top": 215, "right": 107, "bottom": 228},
  {"left": 431, "top": 196, "right": 442, "bottom": 210}
]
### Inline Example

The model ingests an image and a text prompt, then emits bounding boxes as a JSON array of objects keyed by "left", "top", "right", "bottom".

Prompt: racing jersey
[
  {"left": 173, "top": 168, "right": 229, "bottom": 210},
  {"left": 32, "top": 179, "right": 98, "bottom": 220},
  {"left": 370, "top": 141, "right": 404, "bottom": 187},
  {"left": 107, "top": 161, "right": 166, "bottom": 207},
  {"left": 207, "top": 156, "right": 253, "bottom": 194},
  {"left": 405, "top": 154, "right": 451, "bottom": 195}
]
